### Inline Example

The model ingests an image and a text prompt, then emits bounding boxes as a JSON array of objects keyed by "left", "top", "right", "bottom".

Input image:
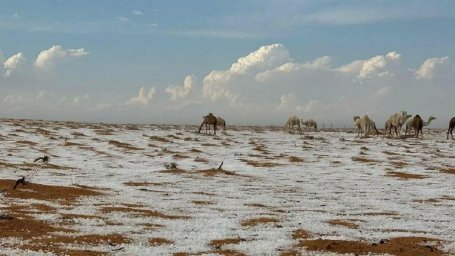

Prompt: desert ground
[{"left": 0, "top": 118, "right": 454, "bottom": 256}]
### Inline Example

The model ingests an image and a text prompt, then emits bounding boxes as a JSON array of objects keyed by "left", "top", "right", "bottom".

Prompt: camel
[
  {"left": 405, "top": 116, "right": 436, "bottom": 135},
  {"left": 301, "top": 119, "right": 317, "bottom": 131},
  {"left": 198, "top": 113, "right": 217, "bottom": 135},
  {"left": 411, "top": 115, "right": 424, "bottom": 139},
  {"left": 216, "top": 117, "right": 226, "bottom": 131},
  {"left": 354, "top": 115, "right": 379, "bottom": 137},
  {"left": 447, "top": 117, "right": 455, "bottom": 139},
  {"left": 284, "top": 116, "right": 301, "bottom": 132},
  {"left": 385, "top": 111, "right": 408, "bottom": 137}
]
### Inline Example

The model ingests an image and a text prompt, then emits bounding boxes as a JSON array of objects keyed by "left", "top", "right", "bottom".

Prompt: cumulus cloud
[
  {"left": 35, "top": 45, "right": 89, "bottom": 70},
  {"left": 165, "top": 75, "right": 195, "bottom": 101},
  {"left": 276, "top": 93, "right": 302, "bottom": 111},
  {"left": 256, "top": 56, "right": 333, "bottom": 81},
  {"left": 230, "top": 44, "right": 291, "bottom": 74},
  {"left": 126, "top": 87, "right": 156, "bottom": 106},
  {"left": 3, "top": 52, "right": 25, "bottom": 77},
  {"left": 203, "top": 44, "right": 290, "bottom": 102},
  {"left": 415, "top": 56, "right": 450, "bottom": 80},
  {"left": 357, "top": 51, "right": 401, "bottom": 79}
]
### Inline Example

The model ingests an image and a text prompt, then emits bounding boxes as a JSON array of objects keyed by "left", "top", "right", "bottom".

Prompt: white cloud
[
  {"left": 230, "top": 44, "right": 290, "bottom": 74},
  {"left": 415, "top": 56, "right": 450, "bottom": 80},
  {"left": 357, "top": 51, "right": 401, "bottom": 79},
  {"left": 73, "top": 94, "right": 89, "bottom": 105},
  {"left": 131, "top": 10, "right": 143, "bottom": 16},
  {"left": 35, "top": 45, "right": 89, "bottom": 70},
  {"left": 256, "top": 56, "right": 333, "bottom": 81},
  {"left": 90, "top": 103, "right": 111, "bottom": 111},
  {"left": 118, "top": 16, "right": 130, "bottom": 23},
  {"left": 165, "top": 75, "right": 195, "bottom": 101},
  {"left": 3, "top": 52, "right": 25, "bottom": 77},
  {"left": 126, "top": 87, "right": 156, "bottom": 106},
  {"left": 276, "top": 93, "right": 301, "bottom": 111},
  {"left": 203, "top": 44, "right": 290, "bottom": 102}
]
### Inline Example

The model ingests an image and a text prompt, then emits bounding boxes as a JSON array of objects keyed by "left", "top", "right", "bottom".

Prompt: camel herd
[
  {"left": 198, "top": 112, "right": 455, "bottom": 139},
  {"left": 352, "top": 111, "right": 433, "bottom": 139}
]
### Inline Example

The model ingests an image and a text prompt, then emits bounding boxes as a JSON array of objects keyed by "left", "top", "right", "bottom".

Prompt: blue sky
[{"left": 1, "top": 0, "right": 454, "bottom": 126}]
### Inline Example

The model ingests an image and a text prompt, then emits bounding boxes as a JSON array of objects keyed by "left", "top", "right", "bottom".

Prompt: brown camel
[
  {"left": 411, "top": 115, "right": 424, "bottom": 139},
  {"left": 447, "top": 117, "right": 455, "bottom": 139},
  {"left": 198, "top": 113, "right": 217, "bottom": 135}
]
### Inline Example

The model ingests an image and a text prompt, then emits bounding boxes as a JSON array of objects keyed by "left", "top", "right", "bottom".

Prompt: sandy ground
[{"left": 0, "top": 118, "right": 454, "bottom": 256}]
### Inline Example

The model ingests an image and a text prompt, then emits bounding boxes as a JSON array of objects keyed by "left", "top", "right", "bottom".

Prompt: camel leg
[
  {"left": 198, "top": 122, "right": 205, "bottom": 133},
  {"left": 214, "top": 125, "right": 217, "bottom": 135}
]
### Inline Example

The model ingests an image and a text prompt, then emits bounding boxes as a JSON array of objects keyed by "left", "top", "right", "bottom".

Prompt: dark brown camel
[
  {"left": 411, "top": 115, "right": 424, "bottom": 139},
  {"left": 447, "top": 117, "right": 455, "bottom": 139},
  {"left": 198, "top": 113, "right": 217, "bottom": 135}
]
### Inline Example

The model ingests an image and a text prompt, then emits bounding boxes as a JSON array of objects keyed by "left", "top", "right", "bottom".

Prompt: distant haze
[{"left": 1, "top": 1, "right": 454, "bottom": 128}]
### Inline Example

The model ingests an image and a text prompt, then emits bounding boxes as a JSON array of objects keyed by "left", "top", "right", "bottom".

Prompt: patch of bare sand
[
  {"left": 0, "top": 179, "right": 104, "bottom": 203},
  {"left": 123, "top": 181, "right": 165, "bottom": 186},
  {"left": 100, "top": 206, "right": 189, "bottom": 219},
  {"left": 295, "top": 237, "right": 445, "bottom": 256},
  {"left": 149, "top": 237, "right": 174, "bottom": 246},
  {"left": 440, "top": 168, "right": 455, "bottom": 174},
  {"left": 108, "top": 140, "right": 144, "bottom": 151},
  {"left": 386, "top": 171, "right": 429, "bottom": 180},
  {"left": 327, "top": 219, "right": 361, "bottom": 229},
  {"left": 241, "top": 159, "right": 283, "bottom": 168},
  {"left": 241, "top": 217, "right": 279, "bottom": 227}
]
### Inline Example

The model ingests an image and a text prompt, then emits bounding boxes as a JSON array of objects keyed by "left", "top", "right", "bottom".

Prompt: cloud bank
[{"left": 1, "top": 44, "right": 454, "bottom": 127}]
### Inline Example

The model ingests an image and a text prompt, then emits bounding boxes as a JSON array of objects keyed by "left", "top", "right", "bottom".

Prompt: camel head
[
  {"left": 353, "top": 116, "right": 360, "bottom": 121},
  {"left": 429, "top": 116, "right": 436, "bottom": 121},
  {"left": 400, "top": 111, "right": 407, "bottom": 116}
]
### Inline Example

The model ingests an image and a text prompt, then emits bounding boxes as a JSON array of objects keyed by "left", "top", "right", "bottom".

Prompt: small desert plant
[{"left": 164, "top": 162, "right": 178, "bottom": 169}]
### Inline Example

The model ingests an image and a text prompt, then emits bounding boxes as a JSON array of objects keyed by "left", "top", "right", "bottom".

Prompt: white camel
[
  {"left": 353, "top": 115, "right": 379, "bottom": 137},
  {"left": 385, "top": 111, "right": 408, "bottom": 137},
  {"left": 300, "top": 119, "right": 317, "bottom": 131},
  {"left": 404, "top": 116, "right": 435, "bottom": 135},
  {"left": 284, "top": 115, "right": 301, "bottom": 132}
]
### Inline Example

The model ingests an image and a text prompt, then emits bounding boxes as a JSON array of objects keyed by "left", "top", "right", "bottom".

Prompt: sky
[{"left": 1, "top": 0, "right": 454, "bottom": 127}]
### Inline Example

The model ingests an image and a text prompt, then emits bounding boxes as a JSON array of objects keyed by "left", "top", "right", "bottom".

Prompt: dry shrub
[{"left": 289, "top": 156, "right": 304, "bottom": 163}]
